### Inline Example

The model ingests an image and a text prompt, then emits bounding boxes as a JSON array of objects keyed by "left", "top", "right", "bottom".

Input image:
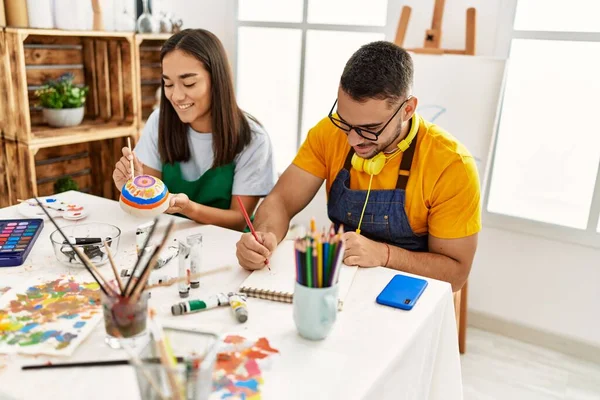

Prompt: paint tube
[
  {"left": 171, "top": 292, "right": 229, "bottom": 316},
  {"left": 135, "top": 220, "right": 155, "bottom": 256},
  {"left": 155, "top": 239, "right": 179, "bottom": 270},
  {"left": 186, "top": 234, "right": 203, "bottom": 289},
  {"left": 119, "top": 268, "right": 171, "bottom": 286},
  {"left": 178, "top": 241, "right": 191, "bottom": 298},
  {"left": 228, "top": 292, "right": 248, "bottom": 323},
  {"left": 120, "top": 241, "right": 178, "bottom": 279}
]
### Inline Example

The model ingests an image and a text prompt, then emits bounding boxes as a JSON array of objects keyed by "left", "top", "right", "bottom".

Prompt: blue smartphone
[{"left": 376, "top": 274, "right": 428, "bottom": 310}]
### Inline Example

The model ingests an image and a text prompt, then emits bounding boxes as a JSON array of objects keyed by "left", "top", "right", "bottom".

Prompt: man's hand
[
  {"left": 236, "top": 232, "right": 278, "bottom": 270},
  {"left": 342, "top": 231, "right": 387, "bottom": 267},
  {"left": 165, "top": 193, "right": 190, "bottom": 215}
]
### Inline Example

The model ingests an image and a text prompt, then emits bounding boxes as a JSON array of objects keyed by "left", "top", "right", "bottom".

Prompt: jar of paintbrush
[{"left": 102, "top": 289, "right": 150, "bottom": 349}]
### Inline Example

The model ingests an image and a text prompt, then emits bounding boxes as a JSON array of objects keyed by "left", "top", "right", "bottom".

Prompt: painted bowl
[{"left": 119, "top": 175, "right": 170, "bottom": 218}]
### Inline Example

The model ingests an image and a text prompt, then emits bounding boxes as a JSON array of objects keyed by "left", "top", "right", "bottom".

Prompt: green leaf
[{"left": 34, "top": 73, "right": 89, "bottom": 109}]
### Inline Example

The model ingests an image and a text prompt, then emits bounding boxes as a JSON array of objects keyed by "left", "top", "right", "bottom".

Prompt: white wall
[
  {"left": 387, "top": 1, "right": 600, "bottom": 348},
  {"left": 158, "top": 0, "right": 600, "bottom": 348},
  {"left": 471, "top": 228, "right": 600, "bottom": 347},
  {"left": 159, "top": 0, "right": 237, "bottom": 62}
]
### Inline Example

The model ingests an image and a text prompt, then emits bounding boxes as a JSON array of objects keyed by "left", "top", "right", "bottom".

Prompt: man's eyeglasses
[{"left": 328, "top": 97, "right": 411, "bottom": 141}]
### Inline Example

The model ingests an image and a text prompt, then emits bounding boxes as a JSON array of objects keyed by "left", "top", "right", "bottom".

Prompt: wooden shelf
[
  {"left": 135, "top": 33, "right": 173, "bottom": 42},
  {"left": 0, "top": 29, "right": 176, "bottom": 206},
  {"left": 0, "top": 28, "right": 141, "bottom": 207},
  {"left": 4, "top": 27, "right": 135, "bottom": 39},
  {"left": 30, "top": 120, "right": 137, "bottom": 149}
]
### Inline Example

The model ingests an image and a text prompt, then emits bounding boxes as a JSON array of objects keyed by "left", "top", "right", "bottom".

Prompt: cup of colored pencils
[
  {"left": 293, "top": 222, "right": 345, "bottom": 341},
  {"left": 294, "top": 223, "right": 344, "bottom": 289}
]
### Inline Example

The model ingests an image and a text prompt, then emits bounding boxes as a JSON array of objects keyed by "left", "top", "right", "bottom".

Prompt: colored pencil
[
  {"left": 294, "top": 219, "right": 345, "bottom": 288},
  {"left": 236, "top": 196, "right": 270, "bottom": 270}
]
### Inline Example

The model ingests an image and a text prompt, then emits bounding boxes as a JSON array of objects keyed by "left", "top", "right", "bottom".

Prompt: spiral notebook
[{"left": 238, "top": 240, "right": 358, "bottom": 310}]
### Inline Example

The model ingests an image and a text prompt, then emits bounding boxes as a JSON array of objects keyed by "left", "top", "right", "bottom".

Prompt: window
[
  {"left": 485, "top": 0, "right": 600, "bottom": 246},
  {"left": 235, "top": 0, "right": 387, "bottom": 173}
]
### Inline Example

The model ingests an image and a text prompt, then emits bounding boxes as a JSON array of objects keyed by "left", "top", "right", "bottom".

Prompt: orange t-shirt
[{"left": 292, "top": 113, "right": 481, "bottom": 239}]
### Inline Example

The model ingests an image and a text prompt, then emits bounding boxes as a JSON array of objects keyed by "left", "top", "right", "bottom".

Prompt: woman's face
[{"left": 162, "top": 49, "right": 212, "bottom": 126}]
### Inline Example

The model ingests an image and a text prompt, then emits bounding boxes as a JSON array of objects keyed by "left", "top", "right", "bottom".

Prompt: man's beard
[{"left": 361, "top": 121, "right": 403, "bottom": 159}]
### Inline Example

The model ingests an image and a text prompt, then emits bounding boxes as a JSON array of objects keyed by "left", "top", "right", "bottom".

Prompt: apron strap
[
  {"left": 395, "top": 132, "right": 418, "bottom": 190},
  {"left": 342, "top": 133, "right": 419, "bottom": 190}
]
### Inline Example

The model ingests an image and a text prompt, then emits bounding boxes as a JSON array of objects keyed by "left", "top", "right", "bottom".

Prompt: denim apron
[{"left": 327, "top": 134, "right": 428, "bottom": 252}]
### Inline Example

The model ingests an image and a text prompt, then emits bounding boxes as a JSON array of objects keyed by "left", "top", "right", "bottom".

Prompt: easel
[
  {"left": 395, "top": 0, "right": 476, "bottom": 56},
  {"left": 394, "top": 0, "right": 474, "bottom": 355}
]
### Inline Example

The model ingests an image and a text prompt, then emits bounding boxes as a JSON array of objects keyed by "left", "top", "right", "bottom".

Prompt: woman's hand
[
  {"left": 166, "top": 193, "right": 190, "bottom": 215},
  {"left": 113, "top": 147, "right": 144, "bottom": 191}
]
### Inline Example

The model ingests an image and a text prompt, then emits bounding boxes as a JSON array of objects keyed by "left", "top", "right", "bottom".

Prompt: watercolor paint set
[{"left": 0, "top": 219, "right": 44, "bottom": 267}]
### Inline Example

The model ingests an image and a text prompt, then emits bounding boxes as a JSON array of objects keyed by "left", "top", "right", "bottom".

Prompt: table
[{"left": 0, "top": 191, "right": 463, "bottom": 400}]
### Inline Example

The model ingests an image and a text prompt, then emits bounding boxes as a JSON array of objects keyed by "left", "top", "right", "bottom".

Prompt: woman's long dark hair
[{"left": 158, "top": 29, "right": 253, "bottom": 168}]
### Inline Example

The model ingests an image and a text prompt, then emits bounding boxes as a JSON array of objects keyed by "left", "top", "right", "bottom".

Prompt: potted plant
[
  {"left": 54, "top": 177, "right": 79, "bottom": 194},
  {"left": 35, "top": 73, "right": 89, "bottom": 128}
]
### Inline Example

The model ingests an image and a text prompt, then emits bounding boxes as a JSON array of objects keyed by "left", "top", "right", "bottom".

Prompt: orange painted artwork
[
  {"left": 212, "top": 335, "right": 280, "bottom": 400},
  {"left": 0, "top": 277, "right": 102, "bottom": 356}
]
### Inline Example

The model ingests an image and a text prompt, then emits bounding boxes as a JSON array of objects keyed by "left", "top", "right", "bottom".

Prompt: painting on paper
[
  {"left": 211, "top": 335, "right": 280, "bottom": 400},
  {"left": 0, "top": 277, "right": 102, "bottom": 356}
]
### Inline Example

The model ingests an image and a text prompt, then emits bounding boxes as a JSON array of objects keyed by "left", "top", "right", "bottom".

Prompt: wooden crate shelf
[
  {"left": 0, "top": 134, "right": 133, "bottom": 207},
  {"left": 135, "top": 34, "right": 171, "bottom": 126},
  {"left": 0, "top": 28, "right": 138, "bottom": 145},
  {"left": 0, "top": 29, "right": 173, "bottom": 207}
]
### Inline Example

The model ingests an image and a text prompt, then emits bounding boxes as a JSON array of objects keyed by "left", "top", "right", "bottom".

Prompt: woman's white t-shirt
[{"left": 134, "top": 109, "right": 277, "bottom": 196}]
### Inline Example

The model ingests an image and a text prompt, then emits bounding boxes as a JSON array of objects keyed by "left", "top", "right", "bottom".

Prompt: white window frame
[
  {"left": 484, "top": 0, "right": 600, "bottom": 248},
  {"left": 233, "top": 0, "right": 391, "bottom": 152}
]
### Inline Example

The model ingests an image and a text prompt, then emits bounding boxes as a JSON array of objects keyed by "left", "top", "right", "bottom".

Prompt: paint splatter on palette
[
  {"left": 0, "top": 277, "right": 102, "bottom": 356},
  {"left": 0, "top": 287, "right": 10, "bottom": 297},
  {"left": 17, "top": 197, "right": 88, "bottom": 221},
  {"left": 211, "top": 335, "right": 280, "bottom": 400}
]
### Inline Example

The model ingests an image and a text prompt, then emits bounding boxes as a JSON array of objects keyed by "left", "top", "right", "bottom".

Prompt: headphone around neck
[{"left": 351, "top": 114, "right": 419, "bottom": 176}]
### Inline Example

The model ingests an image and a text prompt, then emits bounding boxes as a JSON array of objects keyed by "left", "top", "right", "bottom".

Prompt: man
[{"left": 236, "top": 41, "right": 480, "bottom": 292}]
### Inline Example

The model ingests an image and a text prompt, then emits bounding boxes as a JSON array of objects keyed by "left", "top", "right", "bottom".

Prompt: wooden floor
[{"left": 461, "top": 328, "right": 600, "bottom": 400}]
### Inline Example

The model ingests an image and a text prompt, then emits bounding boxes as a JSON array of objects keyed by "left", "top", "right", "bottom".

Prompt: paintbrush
[
  {"left": 128, "top": 137, "right": 135, "bottom": 179},
  {"left": 128, "top": 220, "right": 175, "bottom": 301},
  {"left": 123, "top": 216, "right": 158, "bottom": 296},
  {"left": 104, "top": 240, "right": 124, "bottom": 295},
  {"left": 144, "top": 266, "right": 231, "bottom": 290},
  {"left": 22, "top": 357, "right": 186, "bottom": 370},
  {"left": 18, "top": 198, "right": 66, "bottom": 212},
  {"left": 33, "top": 197, "right": 109, "bottom": 296}
]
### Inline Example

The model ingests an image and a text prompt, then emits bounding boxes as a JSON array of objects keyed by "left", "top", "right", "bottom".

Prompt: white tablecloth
[{"left": 0, "top": 191, "right": 462, "bottom": 400}]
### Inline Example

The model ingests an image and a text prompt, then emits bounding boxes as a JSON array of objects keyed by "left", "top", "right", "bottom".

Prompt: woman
[{"left": 112, "top": 29, "right": 275, "bottom": 231}]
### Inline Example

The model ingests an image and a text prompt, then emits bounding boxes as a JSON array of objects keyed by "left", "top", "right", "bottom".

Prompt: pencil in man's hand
[{"left": 236, "top": 196, "right": 271, "bottom": 270}]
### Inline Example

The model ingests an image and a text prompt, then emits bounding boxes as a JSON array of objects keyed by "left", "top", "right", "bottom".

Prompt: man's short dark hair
[{"left": 340, "top": 41, "right": 413, "bottom": 103}]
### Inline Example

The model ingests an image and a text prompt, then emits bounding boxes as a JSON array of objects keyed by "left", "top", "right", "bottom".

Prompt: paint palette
[
  {"left": 17, "top": 196, "right": 88, "bottom": 221},
  {"left": 0, "top": 219, "right": 44, "bottom": 267}
]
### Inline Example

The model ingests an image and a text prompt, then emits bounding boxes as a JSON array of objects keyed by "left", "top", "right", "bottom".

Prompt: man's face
[{"left": 334, "top": 89, "right": 413, "bottom": 159}]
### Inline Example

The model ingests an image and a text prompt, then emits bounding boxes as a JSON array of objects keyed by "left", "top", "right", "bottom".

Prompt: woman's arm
[{"left": 167, "top": 194, "right": 260, "bottom": 231}]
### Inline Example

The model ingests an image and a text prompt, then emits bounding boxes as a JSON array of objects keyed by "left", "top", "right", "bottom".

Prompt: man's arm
[
  {"left": 253, "top": 164, "right": 324, "bottom": 243},
  {"left": 176, "top": 195, "right": 261, "bottom": 231},
  {"left": 385, "top": 233, "right": 477, "bottom": 292},
  {"left": 343, "top": 232, "right": 477, "bottom": 292}
]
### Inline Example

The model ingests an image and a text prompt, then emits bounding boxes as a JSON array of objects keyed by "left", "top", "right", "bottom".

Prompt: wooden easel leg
[
  {"left": 395, "top": 6, "right": 412, "bottom": 47},
  {"left": 465, "top": 8, "right": 476, "bottom": 55},
  {"left": 423, "top": 0, "right": 446, "bottom": 49}
]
